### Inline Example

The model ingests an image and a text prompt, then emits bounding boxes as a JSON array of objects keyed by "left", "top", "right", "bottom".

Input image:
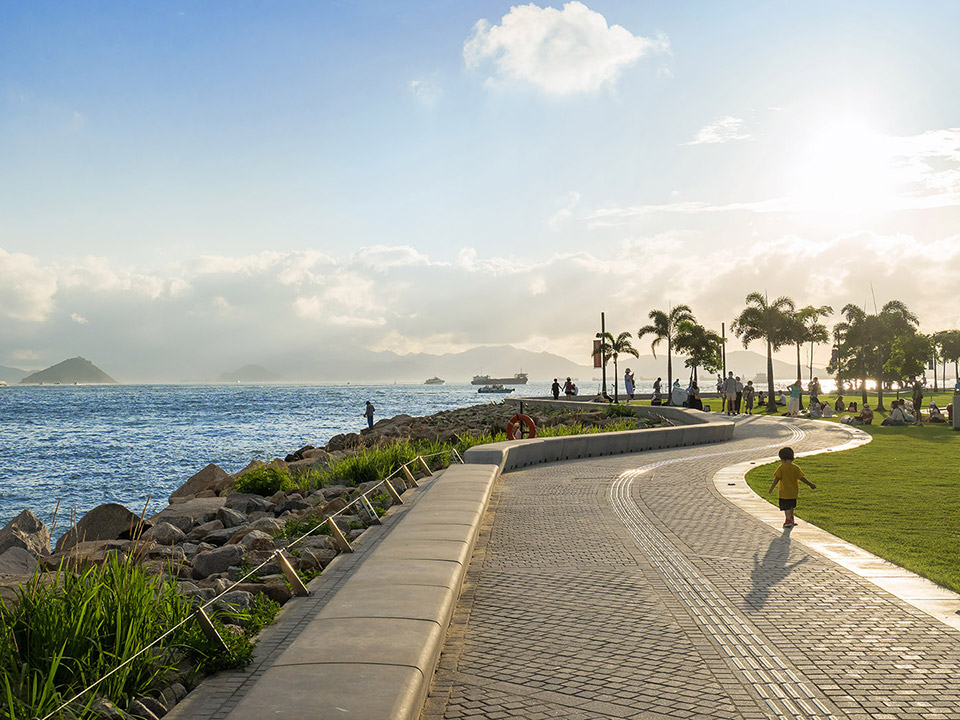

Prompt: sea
[{"left": 0, "top": 381, "right": 560, "bottom": 535}]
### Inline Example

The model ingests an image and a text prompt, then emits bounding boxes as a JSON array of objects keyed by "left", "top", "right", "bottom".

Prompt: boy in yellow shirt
[{"left": 769, "top": 446, "right": 816, "bottom": 528}]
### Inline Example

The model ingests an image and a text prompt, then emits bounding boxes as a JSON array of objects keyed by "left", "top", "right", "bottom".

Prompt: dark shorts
[{"left": 778, "top": 497, "right": 797, "bottom": 511}]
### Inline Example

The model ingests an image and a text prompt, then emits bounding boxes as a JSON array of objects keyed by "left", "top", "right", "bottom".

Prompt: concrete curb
[
  {"left": 713, "top": 419, "right": 960, "bottom": 632},
  {"left": 466, "top": 399, "right": 733, "bottom": 471},
  {"left": 221, "top": 463, "right": 499, "bottom": 720}
]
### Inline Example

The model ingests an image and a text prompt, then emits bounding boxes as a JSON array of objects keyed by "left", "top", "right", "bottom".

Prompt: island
[{"left": 20, "top": 357, "right": 118, "bottom": 385}]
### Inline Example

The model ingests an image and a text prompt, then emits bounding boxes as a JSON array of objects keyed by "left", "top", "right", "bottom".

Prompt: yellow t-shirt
[{"left": 774, "top": 462, "right": 804, "bottom": 499}]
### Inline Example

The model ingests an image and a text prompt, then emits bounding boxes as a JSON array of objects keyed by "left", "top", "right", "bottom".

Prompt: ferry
[
  {"left": 471, "top": 372, "right": 528, "bottom": 386},
  {"left": 478, "top": 384, "right": 514, "bottom": 394},
  {"left": 424, "top": 377, "right": 445, "bottom": 385}
]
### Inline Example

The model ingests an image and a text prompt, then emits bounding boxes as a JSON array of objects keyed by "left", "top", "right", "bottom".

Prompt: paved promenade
[{"left": 420, "top": 416, "right": 960, "bottom": 720}]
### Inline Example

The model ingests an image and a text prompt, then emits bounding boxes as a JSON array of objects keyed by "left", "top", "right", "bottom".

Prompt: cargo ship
[{"left": 471, "top": 372, "right": 528, "bottom": 386}]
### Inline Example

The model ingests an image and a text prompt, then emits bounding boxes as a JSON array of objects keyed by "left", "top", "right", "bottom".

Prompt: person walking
[
  {"left": 723, "top": 371, "right": 738, "bottom": 415},
  {"left": 787, "top": 379, "right": 802, "bottom": 416},
  {"left": 735, "top": 376, "right": 744, "bottom": 414},
  {"left": 563, "top": 377, "right": 575, "bottom": 400},
  {"left": 551, "top": 378, "right": 561, "bottom": 400},
  {"left": 652, "top": 377, "right": 662, "bottom": 405},
  {"left": 624, "top": 368, "right": 635, "bottom": 402},
  {"left": 743, "top": 380, "right": 756, "bottom": 414},
  {"left": 363, "top": 400, "right": 375, "bottom": 429},
  {"left": 768, "top": 446, "right": 816, "bottom": 528}
]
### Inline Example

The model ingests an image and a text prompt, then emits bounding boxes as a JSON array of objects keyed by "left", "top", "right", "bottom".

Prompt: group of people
[
  {"left": 719, "top": 372, "right": 759, "bottom": 415},
  {"left": 551, "top": 377, "right": 580, "bottom": 400}
]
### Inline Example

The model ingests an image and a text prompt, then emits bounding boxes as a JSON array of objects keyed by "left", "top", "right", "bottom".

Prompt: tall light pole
[{"left": 595, "top": 312, "right": 607, "bottom": 398}]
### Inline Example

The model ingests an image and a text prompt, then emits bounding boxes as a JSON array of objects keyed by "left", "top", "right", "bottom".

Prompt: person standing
[
  {"left": 735, "top": 376, "right": 744, "bottom": 414},
  {"left": 768, "top": 446, "right": 816, "bottom": 528},
  {"left": 563, "top": 377, "right": 574, "bottom": 400},
  {"left": 912, "top": 380, "right": 924, "bottom": 426},
  {"left": 652, "top": 377, "right": 662, "bottom": 405},
  {"left": 809, "top": 377, "right": 821, "bottom": 406},
  {"left": 787, "top": 379, "right": 802, "bottom": 416},
  {"left": 363, "top": 400, "right": 375, "bottom": 429},
  {"left": 624, "top": 369, "right": 635, "bottom": 402},
  {"left": 551, "top": 378, "right": 561, "bottom": 400},
  {"left": 723, "top": 371, "right": 738, "bottom": 416},
  {"left": 743, "top": 380, "right": 756, "bottom": 414}
]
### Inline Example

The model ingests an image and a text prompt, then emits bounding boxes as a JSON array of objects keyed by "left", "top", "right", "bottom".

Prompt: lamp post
[{"left": 595, "top": 312, "right": 607, "bottom": 398}]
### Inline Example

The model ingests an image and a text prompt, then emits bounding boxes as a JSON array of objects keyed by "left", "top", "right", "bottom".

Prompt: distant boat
[
  {"left": 471, "top": 372, "right": 528, "bottom": 386},
  {"left": 424, "top": 377, "right": 445, "bottom": 385},
  {"left": 478, "top": 384, "right": 514, "bottom": 394}
]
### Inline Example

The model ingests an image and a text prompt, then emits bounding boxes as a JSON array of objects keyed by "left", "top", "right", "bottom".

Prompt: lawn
[{"left": 744, "top": 420, "right": 960, "bottom": 593}]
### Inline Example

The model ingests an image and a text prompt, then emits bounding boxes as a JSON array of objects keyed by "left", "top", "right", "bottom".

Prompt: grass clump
[
  {"left": 745, "top": 422, "right": 960, "bottom": 593},
  {"left": 234, "top": 465, "right": 295, "bottom": 496}
]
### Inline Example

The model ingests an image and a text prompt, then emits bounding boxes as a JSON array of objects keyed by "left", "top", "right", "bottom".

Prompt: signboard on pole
[{"left": 593, "top": 339, "right": 602, "bottom": 368}]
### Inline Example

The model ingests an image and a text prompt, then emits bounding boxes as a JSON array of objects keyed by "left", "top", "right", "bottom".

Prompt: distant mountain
[
  {"left": 20, "top": 357, "right": 118, "bottom": 385},
  {"left": 0, "top": 365, "right": 28, "bottom": 384},
  {"left": 218, "top": 364, "right": 284, "bottom": 382}
]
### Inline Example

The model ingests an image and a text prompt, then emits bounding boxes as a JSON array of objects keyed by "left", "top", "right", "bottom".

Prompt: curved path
[{"left": 420, "top": 416, "right": 960, "bottom": 720}]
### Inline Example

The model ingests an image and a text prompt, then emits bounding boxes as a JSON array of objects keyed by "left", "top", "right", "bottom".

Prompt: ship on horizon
[{"left": 471, "top": 372, "right": 528, "bottom": 386}]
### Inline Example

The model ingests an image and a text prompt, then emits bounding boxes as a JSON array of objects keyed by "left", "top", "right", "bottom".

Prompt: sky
[{"left": 2, "top": 1, "right": 960, "bottom": 380}]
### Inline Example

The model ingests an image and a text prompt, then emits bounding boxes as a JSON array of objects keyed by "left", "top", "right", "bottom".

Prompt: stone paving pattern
[{"left": 420, "top": 416, "right": 960, "bottom": 720}]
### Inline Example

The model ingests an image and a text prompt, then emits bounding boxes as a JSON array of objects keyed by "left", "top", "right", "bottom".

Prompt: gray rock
[
  {"left": 250, "top": 517, "right": 284, "bottom": 534},
  {"left": 0, "top": 546, "right": 38, "bottom": 575},
  {"left": 143, "top": 521, "right": 186, "bottom": 546},
  {"left": 203, "top": 527, "right": 240, "bottom": 547},
  {"left": 90, "top": 697, "right": 131, "bottom": 719},
  {"left": 280, "top": 498, "right": 311, "bottom": 513},
  {"left": 269, "top": 490, "right": 287, "bottom": 505},
  {"left": 0, "top": 509, "right": 50, "bottom": 556},
  {"left": 215, "top": 589, "right": 253, "bottom": 611},
  {"left": 127, "top": 698, "right": 159, "bottom": 720},
  {"left": 347, "top": 528, "right": 365, "bottom": 541},
  {"left": 185, "top": 519, "right": 224, "bottom": 543},
  {"left": 217, "top": 506, "right": 247, "bottom": 529},
  {"left": 170, "top": 463, "right": 232, "bottom": 502},
  {"left": 225, "top": 492, "right": 272, "bottom": 515},
  {"left": 239, "top": 530, "right": 275, "bottom": 552},
  {"left": 320, "top": 485, "right": 349, "bottom": 500},
  {"left": 298, "top": 547, "right": 336, "bottom": 570},
  {"left": 56, "top": 503, "right": 151, "bottom": 553},
  {"left": 160, "top": 683, "right": 187, "bottom": 709},
  {"left": 44, "top": 539, "right": 131, "bottom": 570},
  {"left": 300, "top": 535, "right": 338, "bottom": 551},
  {"left": 192, "top": 544, "right": 243, "bottom": 580},
  {"left": 152, "top": 497, "right": 225, "bottom": 529},
  {"left": 133, "top": 696, "right": 167, "bottom": 719}
]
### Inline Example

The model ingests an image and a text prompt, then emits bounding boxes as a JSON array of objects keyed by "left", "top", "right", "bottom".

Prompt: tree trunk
[
  {"left": 861, "top": 376, "right": 868, "bottom": 407},
  {"left": 876, "top": 358, "right": 885, "bottom": 411},
  {"left": 613, "top": 357, "right": 619, "bottom": 403},
  {"left": 766, "top": 339, "right": 776, "bottom": 412},
  {"left": 666, "top": 337, "right": 673, "bottom": 406},
  {"left": 796, "top": 343, "right": 804, "bottom": 410}
]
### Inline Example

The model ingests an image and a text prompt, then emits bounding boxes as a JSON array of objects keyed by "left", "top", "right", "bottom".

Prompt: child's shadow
[{"left": 745, "top": 530, "right": 806, "bottom": 610}]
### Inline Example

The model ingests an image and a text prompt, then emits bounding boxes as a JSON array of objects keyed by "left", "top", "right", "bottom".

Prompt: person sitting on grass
[
  {"left": 768, "top": 446, "right": 816, "bottom": 529},
  {"left": 842, "top": 403, "right": 873, "bottom": 425},
  {"left": 834, "top": 395, "right": 845, "bottom": 412},
  {"left": 821, "top": 401, "right": 834, "bottom": 417},
  {"left": 776, "top": 389, "right": 787, "bottom": 406},
  {"left": 928, "top": 401, "right": 947, "bottom": 423}
]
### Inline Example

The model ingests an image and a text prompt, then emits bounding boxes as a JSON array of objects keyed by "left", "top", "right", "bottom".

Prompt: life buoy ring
[{"left": 506, "top": 414, "right": 536, "bottom": 440}]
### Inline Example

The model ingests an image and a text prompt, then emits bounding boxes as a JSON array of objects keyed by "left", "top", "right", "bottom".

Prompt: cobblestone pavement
[{"left": 420, "top": 416, "right": 960, "bottom": 720}]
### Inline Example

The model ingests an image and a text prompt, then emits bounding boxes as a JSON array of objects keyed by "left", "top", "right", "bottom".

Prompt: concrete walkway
[{"left": 420, "top": 416, "right": 960, "bottom": 720}]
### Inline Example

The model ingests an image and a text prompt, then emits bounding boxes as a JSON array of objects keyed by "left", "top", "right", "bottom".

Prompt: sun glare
[{"left": 786, "top": 115, "right": 899, "bottom": 219}]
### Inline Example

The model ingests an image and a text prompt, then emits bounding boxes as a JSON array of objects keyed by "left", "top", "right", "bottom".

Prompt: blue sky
[{"left": 2, "top": 2, "right": 960, "bottom": 379}]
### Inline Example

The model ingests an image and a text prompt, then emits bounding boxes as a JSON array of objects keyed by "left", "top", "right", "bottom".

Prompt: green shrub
[
  {"left": 604, "top": 404, "right": 636, "bottom": 418},
  {"left": 234, "top": 465, "right": 295, "bottom": 496}
]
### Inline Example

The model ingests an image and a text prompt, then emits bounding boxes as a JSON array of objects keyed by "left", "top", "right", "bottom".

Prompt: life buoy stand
[{"left": 506, "top": 414, "right": 536, "bottom": 440}]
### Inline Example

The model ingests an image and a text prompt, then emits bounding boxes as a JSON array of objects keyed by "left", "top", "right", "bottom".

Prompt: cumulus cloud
[
  {"left": 685, "top": 116, "right": 751, "bottom": 145},
  {"left": 464, "top": 2, "right": 668, "bottom": 94},
  {"left": 0, "top": 248, "right": 58, "bottom": 321},
  {"left": 70, "top": 313, "right": 89, "bottom": 324}
]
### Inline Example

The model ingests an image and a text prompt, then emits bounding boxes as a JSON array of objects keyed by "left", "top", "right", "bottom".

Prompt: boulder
[
  {"left": 320, "top": 485, "right": 349, "bottom": 500},
  {"left": 127, "top": 698, "right": 160, "bottom": 720},
  {"left": 90, "top": 697, "right": 131, "bottom": 720},
  {"left": 217, "top": 506, "right": 247, "bottom": 529},
  {"left": 169, "top": 463, "right": 231, "bottom": 502},
  {"left": 215, "top": 589, "right": 254, "bottom": 611},
  {"left": 185, "top": 519, "right": 224, "bottom": 543},
  {"left": 231, "top": 459, "right": 265, "bottom": 478},
  {"left": 299, "top": 547, "right": 337, "bottom": 570},
  {"left": 0, "top": 509, "right": 51, "bottom": 556},
  {"left": 43, "top": 540, "right": 131, "bottom": 570},
  {"left": 151, "top": 497, "right": 225, "bottom": 530},
  {"left": 0, "top": 546, "right": 38, "bottom": 576},
  {"left": 250, "top": 517, "right": 285, "bottom": 534},
  {"left": 319, "top": 498, "right": 347, "bottom": 516},
  {"left": 192, "top": 544, "right": 243, "bottom": 580},
  {"left": 300, "top": 535, "right": 339, "bottom": 552},
  {"left": 225, "top": 493, "right": 272, "bottom": 515},
  {"left": 260, "top": 580, "right": 292, "bottom": 605},
  {"left": 142, "top": 522, "right": 186, "bottom": 546},
  {"left": 55, "top": 504, "right": 150, "bottom": 553},
  {"left": 160, "top": 683, "right": 188, "bottom": 710},
  {"left": 134, "top": 696, "right": 168, "bottom": 719},
  {"left": 239, "top": 530, "right": 275, "bottom": 552},
  {"left": 203, "top": 527, "right": 241, "bottom": 547}
]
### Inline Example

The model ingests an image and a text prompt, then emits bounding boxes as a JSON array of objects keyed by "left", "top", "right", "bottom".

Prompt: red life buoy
[{"left": 506, "top": 414, "right": 537, "bottom": 440}]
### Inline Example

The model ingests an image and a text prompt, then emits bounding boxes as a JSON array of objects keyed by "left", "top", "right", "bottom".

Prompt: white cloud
[
  {"left": 464, "top": 2, "right": 667, "bottom": 95},
  {"left": 70, "top": 313, "right": 89, "bottom": 324},
  {"left": 0, "top": 248, "right": 58, "bottom": 322},
  {"left": 409, "top": 77, "right": 441, "bottom": 104},
  {"left": 685, "top": 116, "right": 751, "bottom": 145}
]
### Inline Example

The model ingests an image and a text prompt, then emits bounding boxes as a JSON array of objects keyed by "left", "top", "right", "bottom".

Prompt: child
[{"left": 768, "top": 446, "right": 816, "bottom": 528}]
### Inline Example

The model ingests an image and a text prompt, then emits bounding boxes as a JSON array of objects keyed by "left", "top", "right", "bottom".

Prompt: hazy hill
[
  {"left": 20, "top": 357, "right": 118, "bottom": 385},
  {"left": 218, "top": 364, "right": 285, "bottom": 382},
  {"left": 0, "top": 365, "right": 28, "bottom": 384}
]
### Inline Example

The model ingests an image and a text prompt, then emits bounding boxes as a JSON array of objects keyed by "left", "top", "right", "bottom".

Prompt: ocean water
[{"left": 0, "top": 382, "right": 558, "bottom": 534}]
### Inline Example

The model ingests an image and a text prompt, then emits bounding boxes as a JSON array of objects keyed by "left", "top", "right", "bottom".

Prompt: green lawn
[{"left": 745, "top": 420, "right": 960, "bottom": 593}]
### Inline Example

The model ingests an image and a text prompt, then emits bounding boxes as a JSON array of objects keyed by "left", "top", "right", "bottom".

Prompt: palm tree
[
  {"left": 787, "top": 305, "right": 833, "bottom": 410},
  {"left": 674, "top": 321, "right": 723, "bottom": 385},
  {"left": 873, "top": 300, "right": 919, "bottom": 411},
  {"left": 638, "top": 305, "right": 694, "bottom": 404},
  {"left": 592, "top": 331, "right": 639, "bottom": 403},
  {"left": 732, "top": 292, "right": 795, "bottom": 412},
  {"left": 835, "top": 304, "right": 871, "bottom": 407}
]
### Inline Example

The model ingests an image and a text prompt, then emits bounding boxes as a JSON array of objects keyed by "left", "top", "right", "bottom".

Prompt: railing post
[
  {"left": 402, "top": 464, "right": 419, "bottom": 487},
  {"left": 274, "top": 551, "right": 310, "bottom": 596},
  {"left": 360, "top": 496, "right": 381, "bottom": 525},
  {"left": 418, "top": 456, "right": 434, "bottom": 476},
  {"left": 326, "top": 517, "right": 353, "bottom": 552},
  {"left": 383, "top": 479, "right": 404, "bottom": 504},
  {"left": 194, "top": 607, "right": 229, "bottom": 652}
]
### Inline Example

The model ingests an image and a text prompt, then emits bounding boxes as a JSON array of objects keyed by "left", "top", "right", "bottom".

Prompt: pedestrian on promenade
[
  {"left": 551, "top": 378, "right": 561, "bottom": 400},
  {"left": 735, "top": 376, "right": 744, "bottom": 413},
  {"left": 768, "top": 446, "right": 816, "bottom": 528},
  {"left": 652, "top": 377, "right": 662, "bottom": 405},
  {"left": 723, "top": 371, "right": 738, "bottom": 415},
  {"left": 624, "top": 368, "right": 635, "bottom": 402},
  {"left": 743, "top": 380, "right": 756, "bottom": 414},
  {"left": 563, "top": 377, "right": 574, "bottom": 400},
  {"left": 364, "top": 400, "right": 375, "bottom": 429},
  {"left": 787, "top": 379, "right": 802, "bottom": 416}
]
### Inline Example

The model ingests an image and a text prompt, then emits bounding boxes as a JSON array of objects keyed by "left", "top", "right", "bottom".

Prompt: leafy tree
[
  {"left": 833, "top": 304, "right": 872, "bottom": 405},
  {"left": 884, "top": 333, "right": 932, "bottom": 388},
  {"left": 674, "top": 321, "right": 723, "bottom": 386},
  {"left": 637, "top": 305, "right": 694, "bottom": 404},
  {"left": 934, "top": 329, "right": 960, "bottom": 386},
  {"left": 592, "top": 331, "right": 639, "bottom": 403},
  {"left": 872, "top": 300, "right": 919, "bottom": 410},
  {"left": 732, "top": 292, "right": 795, "bottom": 412}
]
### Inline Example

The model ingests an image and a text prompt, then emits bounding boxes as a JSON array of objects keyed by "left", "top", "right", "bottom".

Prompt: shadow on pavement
[{"left": 745, "top": 529, "right": 806, "bottom": 609}]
